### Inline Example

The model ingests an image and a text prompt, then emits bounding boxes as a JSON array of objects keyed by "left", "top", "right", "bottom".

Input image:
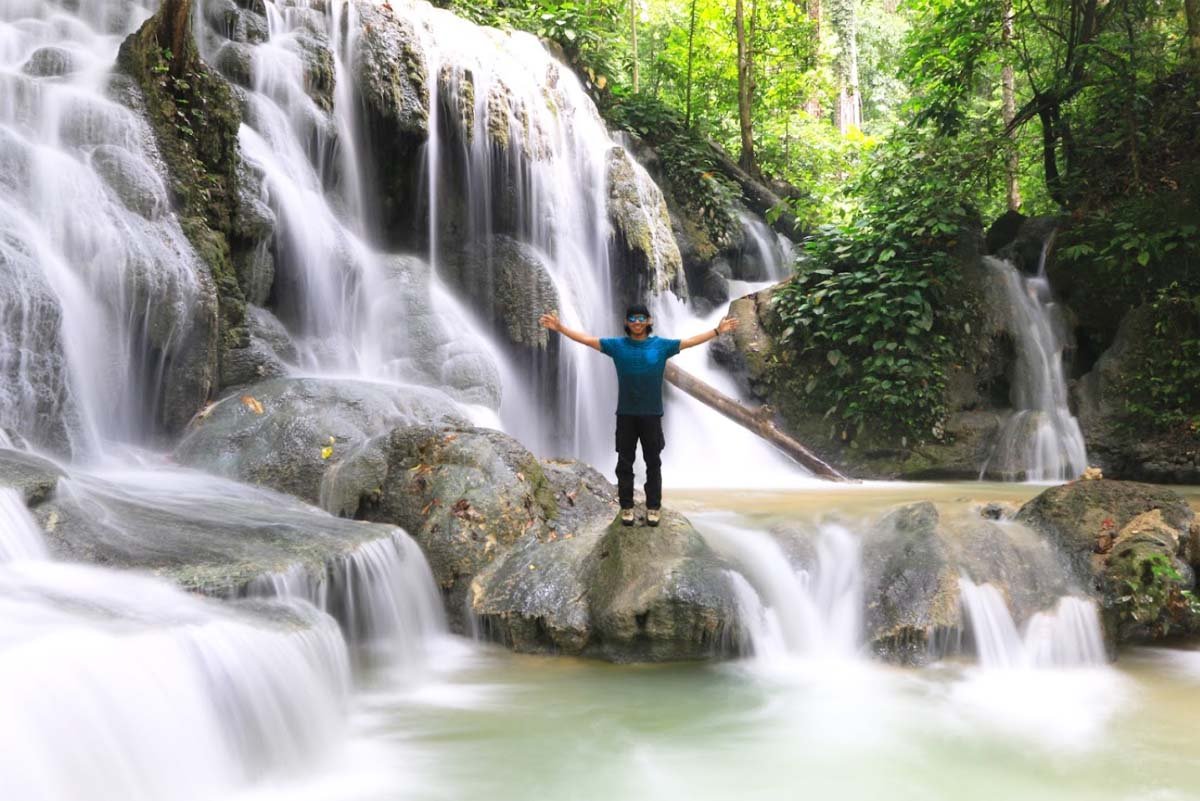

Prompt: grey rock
[
  {"left": 0, "top": 449, "right": 65, "bottom": 505},
  {"left": 175, "top": 377, "right": 466, "bottom": 503},
  {"left": 90, "top": 144, "right": 169, "bottom": 220},
  {"left": 220, "top": 305, "right": 296, "bottom": 388},
  {"left": 22, "top": 46, "right": 80, "bottom": 78},
  {"left": 606, "top": 147, "right": 685, "bottom": 305}
]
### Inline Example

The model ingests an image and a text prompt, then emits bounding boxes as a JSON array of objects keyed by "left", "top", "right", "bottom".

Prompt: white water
[
  {"left": 737, "top": 210, "right": 794, "bottom": 282},
  {"left": 246, "top": 531, "right": 447, "bottom": 669},
  {"left": 957, "top": 577, "right": 1106, "bottom": 669},
  {"left": 981, "top": 246, "right": 1087, "bottom": 481},
  {"left": 0, "top": 560, "right": 352, "bottom": 801},
  {"left": 0, "top": 486, "right": 47, "bottom": 560},
  {"left": 697, "top": 515, "right": 862, "bottom": 661}
]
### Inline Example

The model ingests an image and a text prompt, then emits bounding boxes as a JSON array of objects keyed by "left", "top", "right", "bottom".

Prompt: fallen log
[{"left": 664, "top": 362, "right": 849, "bottom": 481}]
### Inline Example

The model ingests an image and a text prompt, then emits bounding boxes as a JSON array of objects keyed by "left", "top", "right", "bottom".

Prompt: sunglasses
[{"left": 626, "top": 315, "right": 649, "bottom": 323}]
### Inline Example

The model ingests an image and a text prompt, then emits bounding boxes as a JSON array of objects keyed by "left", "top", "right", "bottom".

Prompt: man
[{"left": 539, "top": 303, "right": 738, "bottom": 527}]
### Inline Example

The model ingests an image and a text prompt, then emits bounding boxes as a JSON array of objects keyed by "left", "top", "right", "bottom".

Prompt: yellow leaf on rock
[
  {"left": 321, "top": 446, "right": 334, "bottom": 460},
  {"left": 240, "top": 395, "right": 264, "bottom": 414}
]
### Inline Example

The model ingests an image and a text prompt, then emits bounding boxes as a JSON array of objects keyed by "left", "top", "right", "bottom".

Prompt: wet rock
[
  {"left": 231, "top": 157, "right": 276, "bottom": 306},
  {"left": 21, "top": 46, "right": 80, "bottom": 78},
  {"left": 606, "top": 147, "right": 685, "bottom": 305},
  {"left": 219, "top": 305, "right": 296, "bottom": 388},
  {"left": 174, "top": 377, "right": 466, "bottom": 502},
  {"left": 0, "top": 240, "right": 77, "bottom": 455},
  {"left": 862, "top": 503, "right": 960, "bottom": 664},
  {"left": 370, "top": 254, "right": 503, "bottom": 409},
  {"left": 354, "top": 2, "right": 428, "bottom": 137},
  {"left": 440, "top": 235, "right": 559, "bottom": 350},
  {"left": 90, "top": 144, "right": 170, "bottom": 220},
  {"left": 994, "top": 215, "right": 1060, "bottom": 274},
  {"left": 30, "top": 466, "right": 404, "bottom": 598},
  {"left": 0, "top": 449, "right": 65, "bottom": 506},
  {"left": 213, "top": 40, "right": 255, "bottom": 88},
  {"left": 325, "top": 423, "right": 739, "bottom": 661}
]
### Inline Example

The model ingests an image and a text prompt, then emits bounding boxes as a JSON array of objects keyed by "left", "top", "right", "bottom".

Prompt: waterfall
[
  {"left": 697, "top": 516, "right": 862, "bottom": 661},
  {"left": 0, "top": 560, "right": 351, "bottom": 801},
  {"left": 0, "top": 0, "right": 210, "bottom": 458},
  {"left": 957, "top": 577, "right": 1106, "bottom": 669},
  {"left": 0, "top": 487, "right": 47, "bottom": 561},
  {"left": 736, "top": 210, "right": 794, "bottom": 282},
  {"left": 245, "top": 531, "right": 447, "bottom": 669},
  {"left": 981, "top": 244, "right": 1087, "bottom": 481}
]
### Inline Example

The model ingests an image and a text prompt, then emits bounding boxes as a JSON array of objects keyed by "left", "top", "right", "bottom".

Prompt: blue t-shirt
[{"left": 599, "top": 335, "right": 681, "bottom": 416}]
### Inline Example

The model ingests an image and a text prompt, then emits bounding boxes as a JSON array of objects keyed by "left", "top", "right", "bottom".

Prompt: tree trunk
[
  {"left": 829, "top": 0, "right": 861, "bottom": 134},
  {"left": 629, "top": 0, "right": 639, "bottom": 93},
  {"left": 1186, "top": 0, "right": 1200, "bottom": 65},
  {"left": 1001, "top": 0, "right": 1021, "bottom": 210},
  {"left": 803, "top": 0, "right": 822, "bottom": 119},
  {"left": 685, "top": 0, "right": 697, "bottom": 125},
  {"left": 735, "top": 0, "right": 756, "bottom": 173},
  {"left": 664, "top": 363, "right": 848, "bottom": 480}
]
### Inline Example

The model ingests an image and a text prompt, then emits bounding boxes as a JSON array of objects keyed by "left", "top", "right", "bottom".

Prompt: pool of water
[{"left": 229, "top": 484, "right": 1200, "bottom": 801}]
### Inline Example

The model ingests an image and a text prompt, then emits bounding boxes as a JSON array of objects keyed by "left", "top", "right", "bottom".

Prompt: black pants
[{"left": 615, "top": 414, "right": 665, "bottom": 510}]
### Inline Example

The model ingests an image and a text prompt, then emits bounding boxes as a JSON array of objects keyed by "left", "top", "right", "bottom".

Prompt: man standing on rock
[{"left": 539, "top": 303, "right": 738, "bottom": 527}]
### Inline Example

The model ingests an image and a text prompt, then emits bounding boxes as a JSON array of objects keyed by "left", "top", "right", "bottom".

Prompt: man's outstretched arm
[
  {"left": 540, "top": 311, "right": 602, "bottom": 351},
  {"left": 680, "top": 316, "right": 739, "bottom": 350}
]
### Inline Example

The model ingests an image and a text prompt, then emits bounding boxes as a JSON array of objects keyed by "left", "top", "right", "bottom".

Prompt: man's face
[{"left": 626, "top": 313, "right": 650, "bottom": 335}]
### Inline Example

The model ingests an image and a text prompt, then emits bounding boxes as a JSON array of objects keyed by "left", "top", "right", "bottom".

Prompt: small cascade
[
  {"left": 0, "top": 561, "right": 351, "bottom": 801},
  {"left": 736, "top": 210, "right": 795, "bottom": 282},
  {"left": 0, "top": 487, "right": 47, "bottom": 561},
  {"left": 957, "top": 577, "right": 1106, "bottom": 669},
  {"left": 698, "top": 516, "right": 862, "bottom": 661},
  {"left": 246, "top": 530, "right": 447, "bottom": 669},
  {"left": 981, "top": 244, "right": 1087, "bottom": 481}
]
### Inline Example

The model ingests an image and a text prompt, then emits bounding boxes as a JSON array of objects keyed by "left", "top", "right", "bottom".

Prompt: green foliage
[
  {"left": 1119, "top": 287, "right": 1200, "bottom": 434},
  {"left": 1115, "top": 552, "right": 1200, "bottom": 637},
  {"left": 769, "top": 127, "right": 989, "bottom": 442}
]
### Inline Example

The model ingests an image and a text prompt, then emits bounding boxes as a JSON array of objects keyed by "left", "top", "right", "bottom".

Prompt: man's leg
[
  {"left": 615, "top": 415, "right": 637, "bottom": 509},
  {"left": 641, "top": 415, "right": 664, "bottom": 510}
]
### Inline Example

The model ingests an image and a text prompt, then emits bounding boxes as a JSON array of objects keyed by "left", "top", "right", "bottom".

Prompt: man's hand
[
  {"left": 716, "top": 316, "right": 739, "bottom": 335},
  {"left": 538, "top": 311, "right": 601, "bottom": 350}
]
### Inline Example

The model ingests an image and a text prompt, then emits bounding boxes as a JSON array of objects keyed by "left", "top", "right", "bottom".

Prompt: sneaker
[
  {"left": 646, "top": 508, "right": 661, "bottom": 527},
  {"left": 620, "top": 508, "right": 635, "bottom": 526}
]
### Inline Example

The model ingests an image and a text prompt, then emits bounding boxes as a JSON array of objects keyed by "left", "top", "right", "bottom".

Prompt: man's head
[{"left": 624, "top": 303, "right": 653, "bottom": 336}]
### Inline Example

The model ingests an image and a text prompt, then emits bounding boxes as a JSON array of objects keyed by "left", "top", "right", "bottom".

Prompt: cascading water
[
  {"left": 957, "top": 577, "right": 1106, "bottom": 669},
  {"left": 736, "top": 210, "right": 794, "bottom": 282},
  {"left": 980, "top": 241, "right": 1087, "bottom": 481},
  {"left": 245, "top": 530, "right": 447, "bottom": 668},
  {"left": 0, "top": 486, "right": 47, "bottom": 560},
  {"left": 0, "top": 561, "right": 352, "bottom": 801},
  {"left": 0, "top": 0, "right": 211, "bottom": 458},
  {"left": 697, "top": 515, "right": 862, "bottom": 661}
]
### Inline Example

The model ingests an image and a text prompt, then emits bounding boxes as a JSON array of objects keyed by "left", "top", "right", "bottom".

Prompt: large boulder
[
  {"left": 1016, "top": 479, "right": 1199, "bottom": 642},
  {"left": 860, "top": 501, "right": 1074, "bottom": 664},
  {"left": 606, "top": 147, "right": 686, "bottom": 306},
  {"left": 174, "top": 377, "right": 466, "bottom": 502},
  {"left": 324, "top": 423, "right": 742, "bottom": 661}
]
